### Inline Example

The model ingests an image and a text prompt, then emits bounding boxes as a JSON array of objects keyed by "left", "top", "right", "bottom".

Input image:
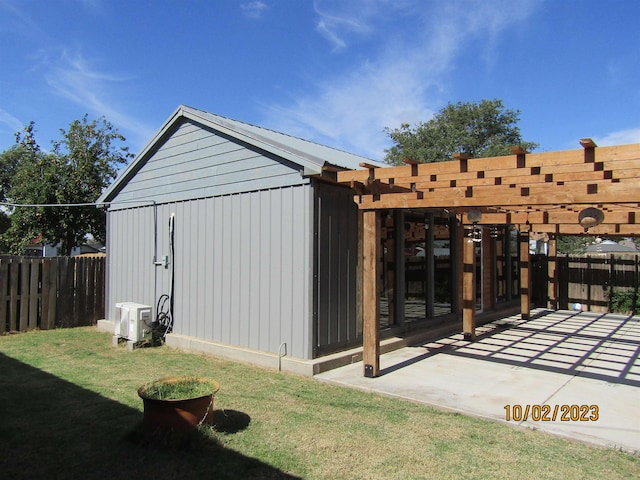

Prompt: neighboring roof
[
  {"left": 585, "top": 240, "right": 638, "bottom": 253},
  {"left": 98, "top": 105, "right": 383, "bottom": 203}
]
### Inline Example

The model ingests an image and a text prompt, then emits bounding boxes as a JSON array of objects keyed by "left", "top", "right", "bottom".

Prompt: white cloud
[
  {"left": 312, "top": 0, "right": 377, "bottom": 51},
  {"left": 43, "top": 50, "right": 155, "bottom": 150},
  {"left": 0, "top": 109, "right": 24, "bottom": 136},
  {"left": 263, "top": 53, "right": 438, "bottom": 160},
  {"left": 315, "top": 19, "right": 347, "bottom": 51},
  {"left": 596, "top": 128, "right": 640, "bottom": 146},
  {"left": 241, "top": 1, "right": 268, "bottom": 19},
  {"left": 263, "top": 0, "right": 539, "bottom": 161}
]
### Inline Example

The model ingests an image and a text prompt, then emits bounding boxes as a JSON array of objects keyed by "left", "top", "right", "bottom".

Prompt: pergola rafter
[
  {"left": 335, "top": 141, "right": 640, "bottom": 377},
  {"left": 339, "top": 142, "right": 640, "bottom": 234}
]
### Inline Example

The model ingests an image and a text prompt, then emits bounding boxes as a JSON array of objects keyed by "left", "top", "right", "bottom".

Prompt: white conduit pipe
[{"left": 278, "top": 342, "right": 287, "bottom": 372}]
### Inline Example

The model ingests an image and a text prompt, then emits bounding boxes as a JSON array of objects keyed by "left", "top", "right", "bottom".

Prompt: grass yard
[{"left": 0, "top": 327, "right": 638, "bottom": 480}]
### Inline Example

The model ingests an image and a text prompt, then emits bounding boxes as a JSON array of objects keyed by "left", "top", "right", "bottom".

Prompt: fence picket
[
  {"left": 8, "top": 259, "right": 19, "bottom": 331},
  {"left": 86, "top": 258, "right": 96, "bottom": 321},
  {"left": 0, "top": 256, "right": 105, "bottom": 333},
  {"left": 19, "top": 258, "right": 30, "bottom": 331},
  {"left": 76, "top": 258, "right": 87, "bottom": 326},
  {"left": 57, "top": 257, "right": 73, "bottom": 328},
  {"left": 42, "top": 258, "right": 57, "bottom": 330},
  {"left": 0, "top": 258, "right": 7, "bottom": 333},
  {"left": 28, "top": 259, "right": 40, "bottom": 329}
]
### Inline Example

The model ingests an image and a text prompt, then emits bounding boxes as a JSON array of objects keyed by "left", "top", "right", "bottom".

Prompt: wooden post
[
  {"left": 462, "top": 230, "right": 476, "bottom": 340},
  {"left": 426, "top": 213, "right": 435, "bottom": 319},
  {"left": 394, "top": 210, "right": 405, "bottom": 326},
  {"left": 505, "top": 228, "right": 513, "bottom": 301},
  {"left": 356, "top": 211, "right": 363, "bottom": 336},
  {"left": 520, "top": 231, "right": 531, "bottom": 320},
  {"left": 362, "top": 210, "right": 380, "bottom": 377},
  {"left": 547, "top": 234, "right": 557, "bottom": 310}
]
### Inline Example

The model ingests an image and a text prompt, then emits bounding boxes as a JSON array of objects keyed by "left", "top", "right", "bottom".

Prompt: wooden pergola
[{"left": 335, "top": 141, "right": 640, "bottom": 377}]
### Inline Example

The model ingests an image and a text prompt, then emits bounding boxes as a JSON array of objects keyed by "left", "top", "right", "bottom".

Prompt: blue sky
[{"left": 1, "top": 0, "right": 639, "bottom": 162}]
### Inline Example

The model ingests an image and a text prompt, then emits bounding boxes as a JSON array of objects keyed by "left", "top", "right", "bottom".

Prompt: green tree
[
  {"left": 384, "top": 99, "right": 538, "bottom": 165},
  {"left": 0, "top": 123, "right": 49, "bottom": 252},
  {"left": 0, "top": 141, "right": 21, "bottom": 236},
  {"left": 556, "top": 235, "right": 589, "bottom": 254},
  {"left": 2, "top": 116, "right": 132, "bottom": 255}
]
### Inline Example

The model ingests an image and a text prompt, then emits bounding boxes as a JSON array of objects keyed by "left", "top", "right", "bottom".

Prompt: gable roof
[
  {"left": 585, "top": 240, "right": 638, "bottom": 253},
  {"left": 98, "top": 105, "right": 382, "bottom": 203}
]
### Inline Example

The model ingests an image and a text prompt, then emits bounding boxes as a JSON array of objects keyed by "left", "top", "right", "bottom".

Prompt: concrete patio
[{"left": 316, "top": 308, "right": 640, "bottom": 453}]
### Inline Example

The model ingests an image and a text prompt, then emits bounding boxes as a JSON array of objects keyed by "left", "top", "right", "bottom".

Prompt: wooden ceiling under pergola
[{"left": 334, "top": 141, "right": 640, "bottom": 377}]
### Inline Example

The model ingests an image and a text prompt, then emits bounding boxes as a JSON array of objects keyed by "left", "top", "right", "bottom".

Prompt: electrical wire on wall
[{"left": 152, "top": 213, "right": 175, "bottom": 344}]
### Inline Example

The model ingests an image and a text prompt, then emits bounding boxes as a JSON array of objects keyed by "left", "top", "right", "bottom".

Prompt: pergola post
[
  {"left": 520, "top": 231, "right": 531, "bottom": 320},
  {"left": 462, "top": 231, "right": 476, "bottom": 340},
  {"left": 362, "top": 210, "right": 380, "bottom": 377},
  {"left": 547, "top": 234, "right": 557, "bottom": 310}
]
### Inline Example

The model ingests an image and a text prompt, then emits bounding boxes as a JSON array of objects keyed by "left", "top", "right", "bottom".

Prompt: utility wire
[{"left": 0, "top": 200, "right": 154, "bottom": 208}]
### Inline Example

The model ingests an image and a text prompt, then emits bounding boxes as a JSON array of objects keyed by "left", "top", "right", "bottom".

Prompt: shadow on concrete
[
  {"left": 381, "top": 309, "right": 640, "bottom": 387},
  {"left": 0, "top": 352, "right": 300, "bottom": 480}
]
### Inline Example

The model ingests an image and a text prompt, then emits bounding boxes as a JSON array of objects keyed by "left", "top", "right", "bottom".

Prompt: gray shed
[{"left": 98, "top": 105, "right": 383, "bottom": 371}]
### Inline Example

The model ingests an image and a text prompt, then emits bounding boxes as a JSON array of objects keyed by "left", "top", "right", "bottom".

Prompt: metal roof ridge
[{"left": 181, "top": 105, "right": 382, "bottom": 166}]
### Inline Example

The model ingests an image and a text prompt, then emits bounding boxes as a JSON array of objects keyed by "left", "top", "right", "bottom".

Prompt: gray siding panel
[
  {"left": 111, "top": 120, "right": 309, "bottom": 207},
  {"left": 106, "top": 206, "right": 159, "bottom": 321},
  {"left": 106, "top": 184, "right": 313, "bottom": 359},
  {"left": 314, "top": 182, "right": 360, "bottom": 355}
]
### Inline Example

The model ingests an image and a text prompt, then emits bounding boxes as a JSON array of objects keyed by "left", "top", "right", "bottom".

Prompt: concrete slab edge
[{"left": 315, "top": 375, "right": 639, "bottom": 455}]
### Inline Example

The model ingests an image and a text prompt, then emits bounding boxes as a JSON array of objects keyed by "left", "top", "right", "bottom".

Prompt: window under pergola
[{"left": 335, "top": 140, "right": 640, "bottom": 377}]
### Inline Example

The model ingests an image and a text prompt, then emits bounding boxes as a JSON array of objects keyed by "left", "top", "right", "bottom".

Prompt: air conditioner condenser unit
[{"left": 114, "top": 302, "right": 153, "bottom": 342}]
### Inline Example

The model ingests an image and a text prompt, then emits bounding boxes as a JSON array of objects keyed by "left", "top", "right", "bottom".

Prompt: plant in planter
[{"left": 138, "top": 376, "right": 220, "bottom": 432}]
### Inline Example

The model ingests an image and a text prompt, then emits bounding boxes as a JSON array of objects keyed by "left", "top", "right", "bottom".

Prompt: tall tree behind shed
[
  {"left": 384, "top": 99, "right": 538, "bottom": 165},
  {"left": 3, "top": 116, "right": 132, "bottom": 255}
]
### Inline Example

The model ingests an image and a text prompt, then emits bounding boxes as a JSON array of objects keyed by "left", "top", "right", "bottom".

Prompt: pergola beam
[
  {"left": 351, "top": 182, "right": 640, "bottom": 210},
  {"left": 337, "top": 143, "right": 640, "bottom": 186}
]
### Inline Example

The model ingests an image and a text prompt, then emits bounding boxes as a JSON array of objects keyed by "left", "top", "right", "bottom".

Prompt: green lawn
[{"left": 0, "top": 327, "right": 638, "bottom": 479}]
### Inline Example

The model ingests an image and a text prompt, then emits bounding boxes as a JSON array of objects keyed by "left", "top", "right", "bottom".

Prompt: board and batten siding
[
  {"left": 109, "top": 119, "right": 308, "bottom": 208},
  {"left": 314, "top": 182, "right": 361, "bottom": 355},
  {"left": 104, "top": 116, "right": 364, "bottom": 360},
  {"left": 107, "top": 184, "right": 314, "bottom": 359}
]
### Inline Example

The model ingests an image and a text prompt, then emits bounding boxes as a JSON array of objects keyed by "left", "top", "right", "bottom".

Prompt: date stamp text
[{"left": 504, "top": 404, "right": 599, "bottom": 422}]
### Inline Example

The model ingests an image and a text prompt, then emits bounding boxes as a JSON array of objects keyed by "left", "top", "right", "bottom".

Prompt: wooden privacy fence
[
  {"left": 555, "top": 253, "right": 639, "bottom": 312},
  {"left": 0, "top": 256, "right": 105, "bottom": 333}
]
